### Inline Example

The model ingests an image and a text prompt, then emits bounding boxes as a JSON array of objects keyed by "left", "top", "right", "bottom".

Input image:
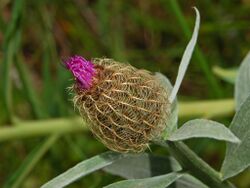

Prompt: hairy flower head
[{"left": 66, "top": 56, "right": 170, "bottom": 153}]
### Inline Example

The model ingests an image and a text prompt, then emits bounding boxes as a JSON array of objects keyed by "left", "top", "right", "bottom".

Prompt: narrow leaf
[
  {"left": 176, "top": 174, "right": 209, "bottom": 188},
  {"left": 235, "top": 51, "right": 250, "bottom": 110},
  {"left": 104, "top": 172, "right": 184, "bottom": 188},
  {"left": 15, "top": 56, "right": 46, "bottom": 118},
  {"left": 221, "top": 95, "right": 250, "bottom": 179},
  {"left": 103, "top": 153, "right": 174, "bottom": 179},
  {"left": 166, "top": 0, "right": 222, "bottom": 97},
  {"left": 168, "top": 119, "right": 240, "bottom": 143},
  {"left": 169, "top": 7, "right": 200, "bottom": 103},
  {"left": 104, "top": 152, "right": 207, "bottom": 188},
  {"left": 1, "top": 0, "right": 23, "bottom": 122},
  {"left": 41, "top": 151, "right": 124, "bottom": 188}
]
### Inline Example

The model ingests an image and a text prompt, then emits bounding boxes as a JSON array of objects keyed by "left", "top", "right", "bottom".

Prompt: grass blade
[
  {"left": 15, "top": 55, "right": 46, "bottom": 118},
  {"left": 1, "top": 0, "right": 23, "bottom": 122},
  {"left": 4, "top": 135, "right": 59, "bottom": 188},
  {"left": 213, "top": 66, "right": 237, "bottom": 84}
]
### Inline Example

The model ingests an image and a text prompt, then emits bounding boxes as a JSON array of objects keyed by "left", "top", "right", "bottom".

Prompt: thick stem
[
  {"left": 166, "top": 141, "right": 232, "bottom": 188},
  {"left": 179, "top": 99, "right": 234, "bottom": 118},
  {"left": 0, "top": 99, "right": 234, "bottom": 142},
  {"left": 0, "top": 118, "right": 85, "bottom": 142}
]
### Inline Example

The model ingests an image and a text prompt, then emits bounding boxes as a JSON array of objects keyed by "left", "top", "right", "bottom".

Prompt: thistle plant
[
  {"left": 65, "top": 56, "right": 170, "bottom": 153},
  {"left": 42, "top": 8, "right": 250, "bottom": 188}
]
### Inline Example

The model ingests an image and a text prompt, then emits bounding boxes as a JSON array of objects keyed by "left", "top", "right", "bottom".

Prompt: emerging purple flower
[
  {"left": 70, "top": 57, "right": 170, "bottom": 153},
  {"left": 64, "top": 55, "right": 96, "bottom": 89}
]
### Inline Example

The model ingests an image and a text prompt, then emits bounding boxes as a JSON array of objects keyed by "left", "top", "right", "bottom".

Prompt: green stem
[
  {"left": 166, "top": 141, "right": 232, "bottom": 188},
  {"left": 0, "top": 99, "right": 234, "bottom": 142},
  {"left": 180, "top": 99, "right": 234, "bottom": 118},
  {"left": 0, "top": 118, "right": 85, "bottom": 142}
]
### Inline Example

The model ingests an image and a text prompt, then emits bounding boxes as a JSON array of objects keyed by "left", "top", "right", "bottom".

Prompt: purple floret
[{"left": 64, "top": 55, "right": 96, "bottom": 89}]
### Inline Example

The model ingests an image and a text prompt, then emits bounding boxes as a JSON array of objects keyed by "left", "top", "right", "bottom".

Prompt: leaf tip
[{"left": 233, "top": 137, "right": 241, "bottom": 144}]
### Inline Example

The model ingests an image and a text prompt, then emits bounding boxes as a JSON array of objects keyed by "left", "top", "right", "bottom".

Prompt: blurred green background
[{"left": 0, "top": 0, "right": 250, "bottom": 187}]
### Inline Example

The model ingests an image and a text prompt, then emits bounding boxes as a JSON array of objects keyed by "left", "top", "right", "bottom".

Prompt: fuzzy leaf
[
  {"left": 41, "top": 151, "right": 124, "bottom": 188},
  {"left": 103, "top": 153, "right": 207, "bottom": 188},
  {"left": 168, "top": 119, "right": 240, "bottom": 143},
  {"left": 176, "top": 174, "right": 208, "bottom": 188},
  {"left": 103, "top": 153, "right": 175, "bottom": 179},
  {"left": 221, "top": 95, "right": 250, "bottom": 180},
  {"left": 104, "top": 172, "right": 184, "bottom": 188},
  {"left": 155, "top": 72, "right": 178, "bottom": 138},
  {"left": 169, "top": 7, "right": 200, "bottom": 103},
  {"left": 235, "top": 51, "right": 250, "bottom": 110}
]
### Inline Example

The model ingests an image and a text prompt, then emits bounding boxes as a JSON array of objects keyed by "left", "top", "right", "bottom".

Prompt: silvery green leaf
[
  {"left": 104, "top": 172, "right": 184, "bottom": 188},
  {"left": 176, "top": 174, "right": 208, "bottom": 188},
  {"left": 41, "top": 152, "right": 124, "bottom": 188},
  {"left": 103, "top": 152, "right": 208, "bottom": 188},
  {"left": 155, "top": 72, "right": 178, "bottom": 138},
  {"left": 169, "top": 7, "right": 200, "bottom": 103},
  {"left": 103, "top": 153, "right": 174, "bottom": 179},
  {"left": 235, "top": 51, "right": 250, "bottom": 110},
  {"left": 221, "top": 95, "right": 250, "bottom": 180},
  {"left": 168, "top": 119, "right": 240, "bottom": 143}
]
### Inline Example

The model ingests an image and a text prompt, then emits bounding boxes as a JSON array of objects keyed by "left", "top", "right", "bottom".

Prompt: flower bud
[{"left": 65, "top": 56, "right": 170, "bottom": 153}]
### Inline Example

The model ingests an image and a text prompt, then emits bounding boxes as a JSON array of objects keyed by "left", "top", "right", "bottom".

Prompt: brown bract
[{"left": 73, "top": 58, "right": 170, "bottom": 153}]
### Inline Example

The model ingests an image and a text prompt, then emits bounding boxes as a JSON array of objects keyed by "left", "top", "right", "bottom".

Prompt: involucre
[{"left": 64, "top": 56, "right": 170, "bottom": 153}]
